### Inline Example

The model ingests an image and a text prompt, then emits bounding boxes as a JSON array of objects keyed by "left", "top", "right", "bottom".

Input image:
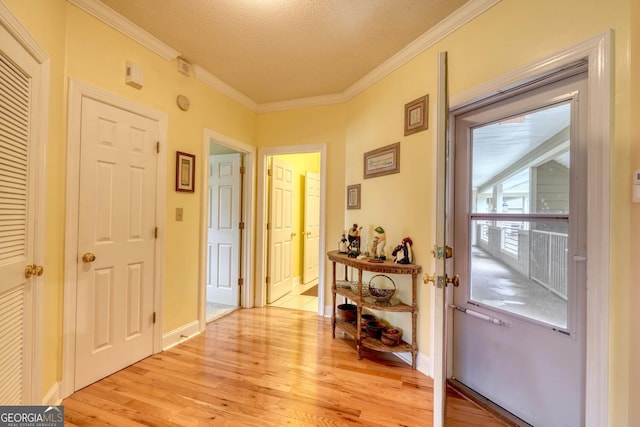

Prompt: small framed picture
[
  {"left": 347, "top": 184, "right": 361, "bottom": 210},
  {"left": 363, "top": 142, "right": 400, "bottom": 179},
  {"left": 404, "top": 95, "right": 428, "bottom": 136},
  {"left": 176, "top": 151, "right": 195, "bottom": 192}
]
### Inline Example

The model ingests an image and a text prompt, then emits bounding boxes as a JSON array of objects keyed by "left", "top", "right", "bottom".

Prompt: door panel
[
  {"left": 452, "top": 73, "right": 587, "bottom": 426},
  {"left": 302, "top": 171, "right": 320, "bottom": 285},
  {"left": 267, "top": 158, "right": 294, "bottom": 303},
  {"left": 75, "top": 98, "right": 157, "bottom": 390},
  {"left": 207, "top": 153, "right": 241, "bottom": 306},
  {"left": 0, "top": 29, "right": 42, "bottom": 404}
]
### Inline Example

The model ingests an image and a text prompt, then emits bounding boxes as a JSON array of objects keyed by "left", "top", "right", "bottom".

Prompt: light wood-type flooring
[{"left": 63, "top": 307, "right": 505, "bottom": 426}]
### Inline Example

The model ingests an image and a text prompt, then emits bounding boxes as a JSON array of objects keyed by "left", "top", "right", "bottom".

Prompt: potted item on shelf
[
  {"left": 336, "top": 303, "right": 357, "bottom": 322},
  {"left": 360, "top": 313, "right": 376, "bottom": 331},
  {"left": 392, "top": 237, "right": 413, "bottom": 264},
  {"left": 367, "top": 274, "right": 397, "bottom": 303},
  {"left": 366, "top": 320, "right": 386, "bottom": 339},
  {"left": 381, "top": 328, "right": 402, "bottom": 346}
]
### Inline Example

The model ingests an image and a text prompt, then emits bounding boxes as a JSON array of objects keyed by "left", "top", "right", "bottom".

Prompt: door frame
[
  {"left": 62, "top": 79, "right": 167, "bottom": 398},
  {"left": 0, "top": 2, "right": 50, "bottom": 404},
  {"left": 436, "top": 31, "right": 611, "bottom": 426},
  {"left": 199, "top": 128, "right": 255, "bottom": 325},
  {"left": 255, "top": 144, "right": 327, "bottom": 315}
]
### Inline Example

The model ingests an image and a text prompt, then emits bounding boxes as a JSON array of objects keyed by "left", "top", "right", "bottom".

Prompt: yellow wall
[
  {"left": 273, "top": 153, "right": 321, "bottom": 281},
  {"left": 343, "top": 0, "right": 633, "bottom": 425},
  {"left": 3, "top": 1, "right": 638, "bottom": 424}
]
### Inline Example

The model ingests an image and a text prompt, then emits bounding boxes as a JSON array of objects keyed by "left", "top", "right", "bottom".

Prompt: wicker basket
[
  {"left": 367, "top": 274, "right": 397, "bottom": 303},
  {"left": 350, "top": 281, "right": 370, "bottom": 297}
]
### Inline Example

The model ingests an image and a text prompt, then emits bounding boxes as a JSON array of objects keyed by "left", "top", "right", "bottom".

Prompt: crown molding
[
  {"left": 260, "top": 0, "right": 501, "bottom": 113},
  {"left": 256, "top": 93, "right": 345, "bottom": 113},
  {"left": 68, "top": 0, "right": 499, "bottom": 113},
  {"left": 343, "top": 0, "right": 501, "bottom": 101},
  {"left": 68, "top": 0, "right": 180, "bottom": 61},
  {"left": 192, "top": 65, "right": 258, "bottom": 112}
]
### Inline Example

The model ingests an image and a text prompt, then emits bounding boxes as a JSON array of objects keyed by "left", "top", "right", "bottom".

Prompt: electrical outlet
[{"left": 176, "top": 208, "right": 183, "bottom": 221}]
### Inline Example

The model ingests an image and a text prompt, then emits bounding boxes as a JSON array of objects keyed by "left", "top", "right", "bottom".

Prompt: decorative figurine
[
  {"left": 338, "top": 233, "right": 349, "bottom": 253},
  {"left": 347, "top": 224, "right": 362, "bottom": 258},
  {"left": 370, "top": 226, "right": 386, "bottom": 259},
  {"left": 392, "top": 237, "right": 413, "bottom": 264}
]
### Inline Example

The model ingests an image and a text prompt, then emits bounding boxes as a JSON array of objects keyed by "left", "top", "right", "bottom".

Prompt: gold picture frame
[
  {"left": 347, "top": 184, "right": 361, "bottom": 210},
  {"left": 176, "top": 151, "right": 195, "bottom": 192},
  {"left": 363, "top": 142, "right": 400, "bottom": 179},
  {"left": 404, "top": 95, "right": 428, "bottom": 136}
]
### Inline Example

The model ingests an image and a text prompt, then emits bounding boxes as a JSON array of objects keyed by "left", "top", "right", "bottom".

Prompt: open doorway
[
  {"left": 256, "top": 145, "right": 326, "bottom": 315},
  {"left": 199, "top": 129, "right": 255, "bottom": 328}
]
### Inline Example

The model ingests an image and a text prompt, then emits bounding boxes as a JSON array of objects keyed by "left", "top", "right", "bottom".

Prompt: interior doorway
[
  {"left": 265, "top": 153, "right": 320, "bottom": 312},
  {"left": 256, "top": 145, "right": 326, "bottom": 315},
  {"left": 200, "top": 129, "right": 255, "bottom": 327}
]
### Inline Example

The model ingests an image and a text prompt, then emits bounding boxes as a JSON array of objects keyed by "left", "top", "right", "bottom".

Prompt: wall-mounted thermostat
[{"left": 633, "top": 169, "right": 640, "bottom": 203}]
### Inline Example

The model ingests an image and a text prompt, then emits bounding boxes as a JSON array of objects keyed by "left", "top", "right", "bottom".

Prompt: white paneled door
[
  {"left": 74, "top": 97, "right": 157, "bottom": 390},
  {"left": 207, "top": 153, "right": 241, "bottom": 307},
  {"left": 302, "top": 171, "right": 320, "bottom": 285},
  {"left": 267, "top": 158, "right": 294, "bottom": 304}
]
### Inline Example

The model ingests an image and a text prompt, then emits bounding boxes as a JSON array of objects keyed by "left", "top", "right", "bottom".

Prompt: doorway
[
  {"left": 256, "top": 145, "right": 326, "bottom": 315},
  {"left": 450, "top": 70, "right": 587, "bottom": 426},
  {"left": 199, "top": 129, "right": 255, "bottom": 327}
]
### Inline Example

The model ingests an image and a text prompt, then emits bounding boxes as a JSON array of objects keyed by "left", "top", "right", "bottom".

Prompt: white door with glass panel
[
  {"left": 267, "top": 157, "right": 294, "bottom": 303},
  {"left": 75, "top": 97, "right": 157, "bottom": 390},
  {"left": 302, "top": 171, "right": 320, "bottom": 285},
  {"left": 207, "top": 153, "right": 241, "bottom": 306},
  {"left": 451, "top": 72, "right": 587, "bottom": 426}
]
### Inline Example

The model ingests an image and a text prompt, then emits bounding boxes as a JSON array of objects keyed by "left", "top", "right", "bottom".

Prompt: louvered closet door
[{"left": 0, "top": 46, "right": 37, "bottom": 404}]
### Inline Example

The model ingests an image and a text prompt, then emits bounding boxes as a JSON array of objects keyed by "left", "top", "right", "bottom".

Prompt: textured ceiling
[{"left": 99, "top": 0, "right": 469, "bottom": 105}]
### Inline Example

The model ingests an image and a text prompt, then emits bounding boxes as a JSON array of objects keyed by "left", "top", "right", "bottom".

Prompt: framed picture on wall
[
  {"left": 347, "top": 184, "right": 361, "bottom": 210},
  {"left": 176, "top": 151, "right": 195, "bottom": 192},
  {"left": 404, "top": 95, "right": 428, "bottom": 136},
  {"left": 363, "top": 142, "right": 400, "bottom": 179}
]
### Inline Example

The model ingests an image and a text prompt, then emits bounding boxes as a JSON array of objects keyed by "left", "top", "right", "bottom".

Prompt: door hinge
[
  {"left": 267, "top": 169, "right": 272, "bottom": 176},
  {"left": 153, "top": 312, "right": 157, "bottom": 323},
  {"left": 266, "top": 276, "right": 271, "bottom": 285},
  {"left": 154, "top": 227, "right": 158, "bottom": 239},
  {"left": 266, "top": 223, "right": 271, "bottom": 230},
  {"left": 238, "top": 278, "right": 244, "bottom": 287},
  {"left": 239, "top": 222, "right": 245, "bottom": 230},
  {"left": 240, "top": 166, "right": 246, "bottom": 174},
  {"left": 156, "top": 141, "right": 160, "bottom": 153}
]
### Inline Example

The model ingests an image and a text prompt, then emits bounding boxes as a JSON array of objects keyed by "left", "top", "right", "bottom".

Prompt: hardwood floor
[{"left": 63, "top": 307, "right": 505, "bottom": 426}]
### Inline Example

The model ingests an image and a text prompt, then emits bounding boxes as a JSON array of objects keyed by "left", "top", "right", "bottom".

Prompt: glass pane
[
  {"left": 470, "top": 220, "right": 568, "bottom": 328},
  {"left": 471, "top": 103, "right": 571, "bottom": 215}
]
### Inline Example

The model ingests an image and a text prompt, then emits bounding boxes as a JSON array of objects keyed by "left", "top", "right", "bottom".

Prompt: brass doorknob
[
  {"left": 446, "top": 274, "right": 460, "bottom": 287},
  {"left": 423, "top": 273, "right": 436, "bottom": 285},
  {"left": 82, "top": 253, "right": 96, "bottom": 263}
]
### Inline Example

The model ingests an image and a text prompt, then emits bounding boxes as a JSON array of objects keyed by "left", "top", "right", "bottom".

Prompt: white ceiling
[{"left": 95, "top": 0, "right": 471, "bottom": 106}]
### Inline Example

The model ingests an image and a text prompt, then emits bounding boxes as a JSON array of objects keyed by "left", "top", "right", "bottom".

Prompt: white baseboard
[
  {"left": 42, "top": 381, "right": 62, "bottom": 405},
  {"left": 162, "top": 320, "right": 201, "bottom": 350},
  {"left": 394, "top": 350, "right": 432, "bottom": 377}
]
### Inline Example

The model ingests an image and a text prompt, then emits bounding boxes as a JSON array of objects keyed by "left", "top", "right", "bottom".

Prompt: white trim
[
  {"left": 396, "top": 351, "right": 432, "bottom": 378},
  {"left": 162, "top": 321, "right": 201, "bottom": 351},
  {"left": 199, "top": 129, "right": 256, "bottom": 331},
  {"left": 256, "top": 144, "right": 327, "bottom": 316},
  {"left": 62, "top": 79, "right": 168, "bottom": 398},
  {"left": 76, "top": 0, "right": 498, "bottom": 112},
  {"left": 0, "top": 2, "right": 50, "bottom": 404},
  {"left": 444, "top": 31, "right": 611, "bottom": 427},
  {"left": 68, "top": 0, "right": 180, "bottom": 61},
  {"left": 41, "top": 382, "right": 62, "bottom": 406},
  {"left": 193, "top": 65, "right": 258, "bottom": 112}
]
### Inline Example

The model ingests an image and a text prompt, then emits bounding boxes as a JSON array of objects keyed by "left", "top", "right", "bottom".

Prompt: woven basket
[{"left": 367, "top": 274, "right": 397, "bottom": 303}]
